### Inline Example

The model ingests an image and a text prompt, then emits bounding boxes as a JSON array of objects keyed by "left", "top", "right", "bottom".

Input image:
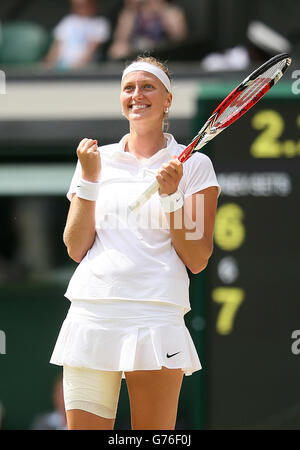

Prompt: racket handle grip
[{"left": 129, "top": 179, "right": 159, "bottom": 212}]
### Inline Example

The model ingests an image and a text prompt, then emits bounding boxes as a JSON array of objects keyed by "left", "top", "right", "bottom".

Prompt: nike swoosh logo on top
[{"left": 166, "top": 351, "right": 181, "bottom": 358}]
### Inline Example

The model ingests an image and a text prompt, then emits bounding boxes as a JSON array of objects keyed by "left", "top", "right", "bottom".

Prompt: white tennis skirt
[{"left": 50, "top": 299, "right": 201, "bottom": 377}]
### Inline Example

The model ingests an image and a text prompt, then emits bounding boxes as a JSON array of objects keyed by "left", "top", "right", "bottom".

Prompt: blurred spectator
[
  {"left": 44, "top": 0, "right": 111, "bottom": 70},
  {"left": 200, "top": 21, "right": 292, "bottom": 72},
  {"left": 31, "top": 375, "right": 67, "bottom": 430},
  {"left": 108, "top": 0, "right": 187, "bottom": 60},
  {"left": 246, "top": 21, "right": 292, "bottom": 62}
]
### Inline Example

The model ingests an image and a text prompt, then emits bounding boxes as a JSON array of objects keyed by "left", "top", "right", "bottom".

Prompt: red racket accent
[
  {"left": 210, "top": 86, "right": 241, "bottom": 119},
  {"left": 178, "top": 138, "right": 200, "bottom": 163},
  {"left": 231, "top": 77, "right": 270, "bottom": 108},
  {"left": 216, "top": 82, "right": 272, "bottom": 129}
]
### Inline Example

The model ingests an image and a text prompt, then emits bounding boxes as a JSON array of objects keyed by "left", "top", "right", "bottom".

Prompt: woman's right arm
[{"left": 63, "top": 138, "right": 101, "bottom": 263}]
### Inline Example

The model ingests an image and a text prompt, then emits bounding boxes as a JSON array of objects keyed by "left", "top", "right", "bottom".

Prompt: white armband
[
  {"left": 159, "top": 188, "right": 184, "bottom": 213},
  {"left": 76, "top": 178, "right": 100, "bottom": 201}
]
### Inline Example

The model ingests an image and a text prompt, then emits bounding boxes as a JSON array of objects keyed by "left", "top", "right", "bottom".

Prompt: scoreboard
[{"left": 195, "top": 81, "right": 300, "bottom": 429}]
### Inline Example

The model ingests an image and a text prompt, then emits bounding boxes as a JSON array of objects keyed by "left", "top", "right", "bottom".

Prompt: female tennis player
[{"left": 50, "top": 56, "right": 220, "bottom": 430}]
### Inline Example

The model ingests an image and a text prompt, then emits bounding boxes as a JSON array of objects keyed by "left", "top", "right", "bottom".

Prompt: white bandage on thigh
[{"left": 63, "top": 365, "right": 122, "bottom": 419}]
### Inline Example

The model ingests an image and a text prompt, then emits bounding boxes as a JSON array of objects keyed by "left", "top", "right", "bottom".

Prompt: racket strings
[
  {"left": 215, "top": 58, "right": 288, "bottom": 127},
  {"left": 260, "top": 58, "right": 288, "bottom": 80}
]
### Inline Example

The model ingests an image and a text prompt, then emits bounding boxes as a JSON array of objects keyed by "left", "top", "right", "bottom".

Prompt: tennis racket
[{"left": 129, "top": 52, "right": 291, "bottom": 212}]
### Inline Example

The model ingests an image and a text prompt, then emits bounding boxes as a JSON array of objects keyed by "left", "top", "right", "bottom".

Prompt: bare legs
[{"left": 66, "top": 366, "right": 183, "bottom": 430}]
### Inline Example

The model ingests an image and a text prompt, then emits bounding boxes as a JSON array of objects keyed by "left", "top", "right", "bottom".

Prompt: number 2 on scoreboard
[{"left": 250, "top": 110, "right": 300, "bottom": 158}]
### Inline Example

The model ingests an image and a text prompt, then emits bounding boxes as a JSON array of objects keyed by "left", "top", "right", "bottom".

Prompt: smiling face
[{"left": 120, "top": 71, "right": 172, "bottom": 130}]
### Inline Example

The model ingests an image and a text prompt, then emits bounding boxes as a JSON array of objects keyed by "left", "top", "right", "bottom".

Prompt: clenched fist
[{"left": 76, "top": 138, "right": 101, "bottom": 182}]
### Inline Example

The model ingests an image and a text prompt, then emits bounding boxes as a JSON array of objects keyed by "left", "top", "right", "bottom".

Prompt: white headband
[{"left": 122, "top": 62, "right": 171, "bottom": 92}]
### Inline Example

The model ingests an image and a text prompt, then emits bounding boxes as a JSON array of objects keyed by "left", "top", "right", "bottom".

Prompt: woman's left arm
[
  {"left": 167, "top": 186, "right": 218, "bottom": 274},
  {"left": 156, "top": 157, "right": 218, "bottom": 274}
]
